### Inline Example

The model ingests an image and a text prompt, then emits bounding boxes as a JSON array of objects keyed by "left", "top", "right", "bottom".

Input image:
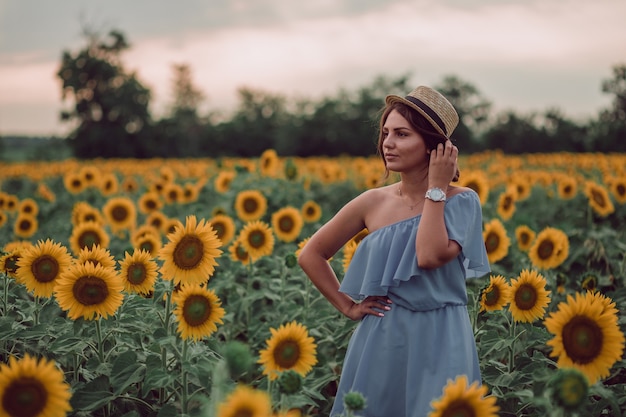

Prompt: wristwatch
[{"left": 425, "top": 187, "right": 447, "bottom": 202}]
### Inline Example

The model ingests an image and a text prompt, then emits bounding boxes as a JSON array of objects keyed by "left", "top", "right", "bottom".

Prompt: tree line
[{"left": 25, "top": 30, "right": 626, "bottom": 159}]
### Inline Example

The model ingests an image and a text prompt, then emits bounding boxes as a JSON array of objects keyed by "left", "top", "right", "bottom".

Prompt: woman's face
[{"left": 381, "top": 109, "right": 427, "bottom": 172}]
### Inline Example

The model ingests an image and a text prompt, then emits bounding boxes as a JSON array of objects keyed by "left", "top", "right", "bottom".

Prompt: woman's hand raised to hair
[
  {"left": 428, "top": 140, "right": 458, "bottom": 189},
  {"left": 344, "top": 296, "right": 392, "bottom": 321}
]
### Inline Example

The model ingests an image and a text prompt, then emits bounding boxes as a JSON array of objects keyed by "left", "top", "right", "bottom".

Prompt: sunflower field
[{"left": 0, "top": 149, "right": 625, "bottom": 417}]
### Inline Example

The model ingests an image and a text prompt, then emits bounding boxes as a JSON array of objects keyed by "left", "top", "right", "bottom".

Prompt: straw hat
[{"left": 385, "top": 86, "right": 459, "bottom": 138}]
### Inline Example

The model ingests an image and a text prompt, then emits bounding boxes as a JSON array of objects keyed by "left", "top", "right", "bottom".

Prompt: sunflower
[
  {"left": 118, "top": 250, "right": 158, "bottom": 295},
  {"left": 137, "top": 191, "right": 163, "bottom": 214},
  {"left": 234, "top": 190, "right": 267, "bottom": 222},
  {"left": 182, "top": 183, "right": 200, "bottom": 203},
  {"left": 214, "top": 171, "right": 236, "bottom": 193},
  {"left": 18, "top": 198, "right": 39, "bottom": 217},
  {"left": 482, "top": 218, "right": 510, "bottom": 264},
  {"left": 547, "top": 367, "right": 589, "bottom": 412},
  {"left": 98, "top": 172, "right": 119, "bottom": 196},
  {"left": 0, "top": 210, "right": 7, "bottom": 228},
  {"left": 217, "top": 384, "right": 272, "bottom": 417},
  {"left": 510, "top": 176, "right": 532, "bottom": 201},
  {"left": 342, "top": 240, "right": 359, "bottom": 273},
  {"left": 528, "top": 227, "right": 569, "bottom": 270},
  {"left": 258, "top": 321, "right": 317, "bottom": 380},
  {"left": 458, "top": 170, "right": 490, "bottom": 205},
  {"left": 71, "top": 202, "right": 104, "bottom": 226},
  {"left": 76, "top": 244, "right": 116, "bottom": 270},
  {"left": 131, "top": 228, "right": 162, "bottom": 257},
  {"left": 556, "top": 175, "right": 578, "bottom": 200},
  {"left": 301, "top": 200, "right": 322, "bottom": 223},
  {"left": 69, "top": 221, "right": 111, "bottom": 256},
  {"left": 159, "top": 215, "right": 223, "bottom": 286},
  {"left": 238, "top": 221, "right": 275, "bottom": 261},
  {"left": 162, "top": 182, "right": 184, "bottom": 205},
  {"left": 229, "top": 238, "right": 251, "bottom": 264},
  {"left": 584, "top": 180, "right": 615, "bottom": 217},
  {"left": 580, "top": 274, "right": 598, "bottom": 292},
  {"left": 608, "top": 176, "right": 626, "bottom": 204},
  {"left": 63, "top": 171, "right": 86, "bottom": 194},
  {"left": 121, "top": 176, "right": 139, "bottom": 193},
  {"left": 294, "top": 237, "right": 310, "bottom": 259},
  {"left": 0, "top": 354, "right": 72, "bottom": 417},
  {"left": 480, "top": 275, "right": 512, "bottom": 312},
  {"left": 0, "top": 249, "right": 24, "bottom": 278},
  {"left": 102, "top": 196, "right": 137, "bottom": 232},
  {"left": 515, "top": 225, "right": 536, "bottom": 252},
  {"left": 15, "top": 239, "right": 73, "bottom": 298},
  {"left": 163, "top": 218, "right": 183, "bottom": 236},
  {"left": 508, "top": 269, "right": 551, "bottom": 323},
  {"left": 259, "top": 148, "right": 280, "bottom": 177},
  {"left": 544, "top": 291, "right": 625, "bottom": 384},
  {"left": 54, "top": 262, "right": 124, "bottom": 320},
  {"left": 78, "top": 165, "right": 100, "bottom": 187},
  {"left": 349, "top": 228, "right": 369, "bottom": 245},
  {"left": 145, "top": 210, "right": 168, "bottom": 232},
  {"left": 36, "top": 183, "right": 55, "bottom": 202},
  {"left": 172, "top": 284, "right": 225, "bottom": 341},
  {"left": 13, "top": 214, "right": 38, "bottom": 239},
  {"left": 208, "top": 214, "right": 237, "bottom": 246},
  {"left": 271, "top": 206, "right": 304, "bottom": 243},
  {"left": 428, "top": 375, "right": 499, "bottom": 417},
  {"left": 496, "top": 188, "right": 516, "bottom": 221}
]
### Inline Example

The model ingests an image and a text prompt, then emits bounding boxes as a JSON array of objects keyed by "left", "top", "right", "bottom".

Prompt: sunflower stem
[
  {"left": 181, "top": 338, "right": 189, "bottom": 416},
  {"left": 33, "top": 295, "right": 41, "bottom": 326},
  {"left": 160, "top": 281, "right": 174, "bottom": 405},
  {"left": 508, "top": 319, "right": 517, "bottom": 374},
  {"left": 2, "top": 273, "right": 8, "bottom": 316},
  {"left": 95, "top": 317, "right": 105, "bottom": 364}
]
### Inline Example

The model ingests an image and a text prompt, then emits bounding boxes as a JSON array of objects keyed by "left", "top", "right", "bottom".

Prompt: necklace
[{"left": 397, "top": 185, "right": 423, "bottom": 211}]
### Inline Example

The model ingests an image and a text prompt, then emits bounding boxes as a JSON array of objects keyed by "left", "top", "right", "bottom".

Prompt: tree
[
  {"left": 589, "top": 63, "right": 626, "bottom": 151},
  {"left": 57, "top": 29, "right": 153, "bottom": 158}
]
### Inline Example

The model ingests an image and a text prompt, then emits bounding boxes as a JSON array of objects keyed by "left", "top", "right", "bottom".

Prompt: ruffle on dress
[{"left": 339, "top": 191, "right": 489, "bottom": 301}]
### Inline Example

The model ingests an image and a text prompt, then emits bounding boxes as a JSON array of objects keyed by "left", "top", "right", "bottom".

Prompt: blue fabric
[{"left": 331, "top": 191, "right": 490, "bottom": 417}]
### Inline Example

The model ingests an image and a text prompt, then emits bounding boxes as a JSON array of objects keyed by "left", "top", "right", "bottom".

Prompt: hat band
[{"left": 404, "top": 95, "right": 447, "bottom": 136}]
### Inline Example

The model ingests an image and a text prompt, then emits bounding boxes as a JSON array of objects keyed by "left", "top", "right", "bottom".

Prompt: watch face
[{"left": 428, "top": 188, "right": 445, "bottom": 201}]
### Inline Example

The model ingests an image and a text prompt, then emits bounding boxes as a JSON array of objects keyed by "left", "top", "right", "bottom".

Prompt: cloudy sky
[{"left": 1, "top": 0, "right": 625, "bottom": 136}]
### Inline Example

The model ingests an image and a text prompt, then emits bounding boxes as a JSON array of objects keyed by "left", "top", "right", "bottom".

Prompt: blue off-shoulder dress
[{"left": 330, "top": 191, "right": 490, "bottom": 417}]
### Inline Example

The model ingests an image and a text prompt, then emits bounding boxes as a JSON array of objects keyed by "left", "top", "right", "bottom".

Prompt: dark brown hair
[{"left": 376, "top": 102, "right": 460, "bottom": 181}]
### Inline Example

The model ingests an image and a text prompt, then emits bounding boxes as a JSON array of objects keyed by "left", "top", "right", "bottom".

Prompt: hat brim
[{"left": 385, "top": 94, "right": 448, "bottom": 138}]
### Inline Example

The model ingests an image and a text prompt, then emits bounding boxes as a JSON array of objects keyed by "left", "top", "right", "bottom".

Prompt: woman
[{"left": 298, "top": 86, "right": 490, "bottom": 416}]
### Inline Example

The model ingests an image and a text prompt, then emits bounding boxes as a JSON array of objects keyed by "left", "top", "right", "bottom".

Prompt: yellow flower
[
  {"left": 0, "top": 354, "right": 72, "bottom": 417},
  {"left": 159, "top": 215, "right": 223, "bottom": 286},
  {"left": 528, "top": 227, "right": 569, "bottom": 270},
  {"left": 75, "top": 244, "right": 116, "bottom": 270},
  {"left": 544, "top": 292, "right": 625, "bottom": 384},
  {"left": 63, "top": 171, "right": 86, "bottom": 194},
  {"left": 496, "top": 187, "right": 516, "bottom": 221},
  {"left": 259, "top": 148, "right": 280, "bottom": 177},
  {"left": 458, "top": 170, "right": 490, "bottom": 205},
  {"left": 258, "top": 321, "right": 318, "bottom": 380},
  {"left": 214, "top": 171, "right": 236, "bottom": 193},
  {"left": 271, "top": 206, "right": 304, "bottom": 243},
  {"left": 172, "top": 284, "right": 225, "bottom": 341},
  {"left": 69, "top": 221, "right": 111, "bottom": 256},
  {"left": 509, "top": 269, "right": 551, "bottom": 323},
  {"left": 118, "top": 250, "right": 158, "bottom": 296},
  {"left": 15, "top": 239, "right": 73, "bottom": 298},
  {"left": 482, "top": 218, "right": 510, "bottom": 264},
  {"left": 238, "top": 221, "right": 275, "bottom": 261},
  {"left": 480, "top": 275, "right": 511, "bottom": 312},
  {"left": 102, "top": 196, "right": 137, "bottom": 232},
  {"left": 217, "top": 384, "right": 272, "bottom": 417},
  {"left": 13, "top": 214, "right": 38, "bottom": 239},
  {"left": 608, "top": 176, "right": 626, "bottom": 204},
  {"left": 71, "top": 202, "right": 104, "bottom": 226},
  {"left": 137, "top": 191, "right": 163, "bottom": 214},
  {"left": 208, "top": 214, "right": 237, "bottom": 246},
  {"left": 54, "top": 262, "right": 124, "bottom": 320},
  {"left": 229, "top": 238, "right": 251, "bottom": 264},
  {"left": 234, "top": 190, "right": 267, "bottom": 222},
  {"left": 342, "top": 240, "right": 359, "bottom": 273},
  {"left": 294, "top": 237, "right": 310, "bottom": 259},
  {"left": 301, "top": 200, "right": 322, "bottom": 223},
  {"left": 98, "top": 172, "right": 119, "bottom": 196},
  {"left": 18, "top": 198, "right": 39, "bottom": 217},
  {"left": 584, "top": 180, "right": 615, "bottom": 217},
  {"left": 514, "top": 225, "right": 535, "bottom": 252},
  {"left": 556, "top": 174, "right": 578, "bottom": 200},
  {"left": 428, "top": 375, "right": 499, "bottom": 417}
]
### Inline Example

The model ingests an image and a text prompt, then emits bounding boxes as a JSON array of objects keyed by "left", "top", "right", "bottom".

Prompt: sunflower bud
[
  {"left": 277, "top": 370, "right": 303, "bottom": 394},
  {"left": 343, "top": 390, "right": 366, "bottom": 412},
  {"left": 284, "top": 253, "right": 298, "bottom": 268},
  {"left": 548, "top": 368, "right": 589, "bottom": 412},
  {"left": 284, "top": 158, "right": 298, "bottom": 180},
  {"left": 222, "top": 341, "right": 254, "bottom": 379}
]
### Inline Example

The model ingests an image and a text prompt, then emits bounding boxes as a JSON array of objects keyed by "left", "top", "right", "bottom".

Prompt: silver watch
[{"left": 425, "top": 187, "right": 447, "bottom": 202}]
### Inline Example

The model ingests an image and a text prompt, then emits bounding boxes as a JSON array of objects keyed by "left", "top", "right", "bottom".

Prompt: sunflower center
[
  {"left": 111, "top": 205, "right": 129, "bottom": 222},
  {"left": 2, "top": 377, "right": 48, "bottom": 417},
  {"left": 128, "top": 263, "right": 147, "bottom": 285},
  {"left": 78, "top": 231, "right": 101, "bottom": 250},
  {"left": 559, "top": 376, "right": 587, "bottom": 407},
  {"left": 232, "top": 407, "right": 253, "bottom": 417},
  {"left": 173, "top": 236, "right": 204, "bottom": 270},
  {"left": 519, "top": 232, "right": 530, "bottom": 245},
  {"left": 182, "top": 295, "right": 212, "bottom": 326},
  {"left": 537, "top": 239, "right": 554, "bottom": 260},
  {"left": 502, "top": 196, "right": 512, "bottom": 210},
  {"left": 273, "top": 340, "right": 300, "bottom": 369},
  {"left": 73, "top": 276, "right": 110, "bottom": 305},
  {"left": 616, "top": 184, "right": 625, "bottom": 197},
  {"left": 235, "top": 245, "right": 249, "bottom": 261},
  {"left": 440, "top": 400, "right": 476, "bottom": 417},
  {"left": 484, "top": 285, "right": 500, "bottom": 306},
  {"left": 305, "top": 207, "right": 316, "bottom": 216},
  {"left": 248, "top": 231, "right": 266, "bottom": 249},
  {"left": 145, "top": 199, "right": 158, "bottom": 210},
  {"left": 18, "top": 218, "right": 33, "bottom": 231},
  {"left": 243, "top": 198, "right": 259, "bottom": 214},
  {"left": 485, "top": 232, "right": 500, "bottom": 253},
  {"left": 561, "top": 315, "right": 603, "bottom": 364},
  {"left": 514, "top": 284, "right": 537, "bottom": 310},
  {"left": 590, "top": 190, "right": 606, "bottom": 208},
  {"left": 278, "top": 216, "right": 294, "bottom": 233},
  {"left": 4, "top": 255, "right": 20, "bottom": 274},
  {"left": 31, "top": 255, "right": 59, "bottom": 283},
  {"left": 212, "top": 222, "right": 226, "bottom": 240}
]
